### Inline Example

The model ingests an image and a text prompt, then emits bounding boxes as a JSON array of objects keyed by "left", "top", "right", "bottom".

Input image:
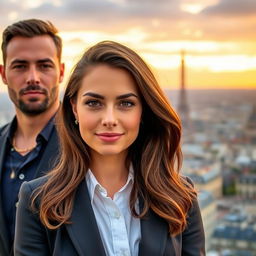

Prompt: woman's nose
[{"left": 101, "top": 107, "right": 118, "bottom": 127}]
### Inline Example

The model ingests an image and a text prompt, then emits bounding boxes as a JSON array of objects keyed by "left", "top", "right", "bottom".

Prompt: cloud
[
  {"left": 0, "top": 0, "right": 255, "bottom": 42},
  {"left": 0, "top": 0, "right": 183, "bottom": 30},
  {"left": 201, "top": 0, "right": 256, "bottom": 16},
  {"left": 193, "top": 0, "right": 256, "bottom": 40}
]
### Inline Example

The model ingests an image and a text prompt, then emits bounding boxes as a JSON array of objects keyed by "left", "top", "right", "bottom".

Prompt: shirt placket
[{"left": 103, "top": 194, "right": 131, "bottom": 256}]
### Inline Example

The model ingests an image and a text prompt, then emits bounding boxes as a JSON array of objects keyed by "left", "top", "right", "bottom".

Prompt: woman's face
[{"left": 71, "top": 64, "right": 142, "bottom": 158}]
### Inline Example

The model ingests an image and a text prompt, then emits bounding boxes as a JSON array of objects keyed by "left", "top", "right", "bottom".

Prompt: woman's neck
[{"left": 90, "top": 152, "right": 129, "bottom": 198}]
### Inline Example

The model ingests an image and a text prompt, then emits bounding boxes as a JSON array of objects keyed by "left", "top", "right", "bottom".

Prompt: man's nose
[{"left": 26, "top": 66, "right": 40, "bottom": 85}]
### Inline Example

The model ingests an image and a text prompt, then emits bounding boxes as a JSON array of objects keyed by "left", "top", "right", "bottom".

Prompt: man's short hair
[{"left": 1, "top": 19, "right": 62, "bottom": 65}]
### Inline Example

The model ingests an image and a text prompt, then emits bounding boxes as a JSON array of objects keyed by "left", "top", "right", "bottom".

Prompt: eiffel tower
[
  {"left": 177, "top": 50, "right": 191, "bottom": 133},
  {"left": 245, "top": 104, "right": 256, "bottom": 144}
]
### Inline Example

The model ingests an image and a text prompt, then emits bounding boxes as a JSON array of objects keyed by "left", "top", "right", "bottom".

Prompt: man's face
[{"left": 0, "top": 35, "right": 64, "bottom": 116}]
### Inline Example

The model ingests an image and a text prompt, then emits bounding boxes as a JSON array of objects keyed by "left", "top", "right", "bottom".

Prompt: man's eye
[
  {"left": 40, "top": 64, "right": 53, "bottom": 69},
  {"left": 13, "top": 65, "right": 26, "bottom": 69}
]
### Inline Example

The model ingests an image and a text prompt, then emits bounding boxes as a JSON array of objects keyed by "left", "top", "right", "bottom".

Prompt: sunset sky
[{"left": 0, "top": 0, "right": 255, "bottom": 91}]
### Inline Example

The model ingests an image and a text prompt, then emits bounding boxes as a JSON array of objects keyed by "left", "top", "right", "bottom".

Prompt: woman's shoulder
[
  {"left": 20, "top": 175, "right": 49, "bottom": 193},
  {"left": 180, "top": 175, "right": 194, "bottom": 187},
  {"left": 18, "top": 176, "right": 49, "bottom": 211}
]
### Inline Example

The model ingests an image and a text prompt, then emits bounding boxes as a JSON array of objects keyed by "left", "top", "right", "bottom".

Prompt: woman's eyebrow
[
  {"left": 82, "top": 92, "right": 138, "bottom": 100},
  {"left": 82, "top": 92, "right": 104, "bottom": 99},
  {"left": 116, "top": 93, "right": 138, "bottom": 100}
]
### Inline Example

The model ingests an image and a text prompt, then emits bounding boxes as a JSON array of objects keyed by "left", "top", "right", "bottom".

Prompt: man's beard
[{"left": 8, "top": 84, "right": 58, "bottom": 116}]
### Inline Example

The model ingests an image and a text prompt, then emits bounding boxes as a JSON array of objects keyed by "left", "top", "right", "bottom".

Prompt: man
[{"left": 0, "top": 19, "right": 64, "bottom": 255}]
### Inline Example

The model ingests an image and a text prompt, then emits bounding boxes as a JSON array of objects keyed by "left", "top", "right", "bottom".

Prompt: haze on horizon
[{"left": 0, "top": 0, "right": 255, "bottom": 91}]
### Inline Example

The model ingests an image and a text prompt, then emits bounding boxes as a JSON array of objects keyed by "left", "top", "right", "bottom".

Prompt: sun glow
[
  {"left": 180, "top": 4, "right": 205, "bottom": 14},
  {"left": 59, "top": 30, "right": 256, "bottom": 90},
  {"left": 0, "top": 28, "right": 255, "bottom": 91},
  {"left": 180, "top": 0, "right": 221, "bottom": 14}
]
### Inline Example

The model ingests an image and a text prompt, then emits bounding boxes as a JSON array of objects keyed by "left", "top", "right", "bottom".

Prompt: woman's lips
[{"left": 96, "top": 133, "right": 124, "bottom": 142}]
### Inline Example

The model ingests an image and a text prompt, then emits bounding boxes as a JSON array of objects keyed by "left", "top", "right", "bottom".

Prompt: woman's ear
[{"left": 70, "top": 98, "right": 78, "bottom": 121}]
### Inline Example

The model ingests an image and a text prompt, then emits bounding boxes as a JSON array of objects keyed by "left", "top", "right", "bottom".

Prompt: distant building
[
  {"left": 237, "top": 174, "right": 256, "bottom": 200},
  {"left": 211, "top": 207, "right": 256, "bottom": 254},
  {"left": 198, "top": 190, "right": 217, "bottom": 251},
  {"left": 187, "top": 163, "right": 222, "bottom": 199},
  {"left": 182, "top": 148, "right": 223, "bottom": 199}
]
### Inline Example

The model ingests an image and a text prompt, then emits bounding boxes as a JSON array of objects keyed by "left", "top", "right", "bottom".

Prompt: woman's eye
[
  {"left": 120, "top": 101, "right": 134, "bottom": 107},
  {"left": 85, "top": 100, "right": 102, "bottom": 107}
]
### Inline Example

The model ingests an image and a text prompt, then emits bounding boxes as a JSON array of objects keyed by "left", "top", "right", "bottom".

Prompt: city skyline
[{"left": 0, "top": 0, "right": 256, "bottom": 91}]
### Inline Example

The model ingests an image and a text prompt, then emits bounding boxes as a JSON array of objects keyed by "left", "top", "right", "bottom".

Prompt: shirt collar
[
  {"left": 7, "top": 113, "right": 56, "bottom": 144},
  {"left": 38, "top": 114, "right": 56, "bottom": 142},
  {"left": 7, "top": 117, "right": 17, "bottom": 143},
  {"left": 86, "top": 165, "right": 134, "bottom": 204}
]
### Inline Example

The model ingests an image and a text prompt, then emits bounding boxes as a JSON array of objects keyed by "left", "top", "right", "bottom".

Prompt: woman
[{"left": 14, "top": 41, "right": 205, "bottom": 256}]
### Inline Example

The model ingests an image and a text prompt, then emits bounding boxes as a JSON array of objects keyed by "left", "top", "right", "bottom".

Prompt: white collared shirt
[{"left": 86, "top": 168, "right": 141, "bottom": 256}]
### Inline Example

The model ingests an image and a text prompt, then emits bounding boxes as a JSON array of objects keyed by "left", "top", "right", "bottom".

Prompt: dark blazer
[
  {"left": 14, "top": 177, "right": 205, "bottom": 256},
  {"left": 0, "top": 121, "right": 60, "bottom": 256}
]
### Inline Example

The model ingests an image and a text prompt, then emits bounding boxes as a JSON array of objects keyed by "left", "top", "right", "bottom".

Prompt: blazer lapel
[
  {"left": 0, "top": 123, "right": 12, "bottom": 255},
  {"left": 0, "top": 123, "right": 11, "bottom": 180},
  {"left": 65, "top": 180, "right": 106, "bottom": 256},
  {"left": 138, "top": 206, "right": 168, "bottom": 256},
  {"left": 33, "top": 127, "right": 60, "bottom": 178}
]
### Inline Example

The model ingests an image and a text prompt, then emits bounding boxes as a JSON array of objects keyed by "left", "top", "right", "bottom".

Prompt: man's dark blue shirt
[{"left": 1, "top": 117, "right": 54, "bottom": 244}]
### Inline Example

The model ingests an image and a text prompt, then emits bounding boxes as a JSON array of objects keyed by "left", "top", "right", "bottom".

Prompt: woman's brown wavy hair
[{"left": 32, "top": 40, "right": 196, "bottom": 235}]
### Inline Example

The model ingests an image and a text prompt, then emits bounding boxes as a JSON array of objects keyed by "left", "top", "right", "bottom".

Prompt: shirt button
[
  {"left": 19, "top": 173, "right": 25, "bottom": 180},
  {"left": 120, "top": 249, "right": 130, "bottom": 256},
  {"left": 98, "top": 187, "right": 104, "bottom": 193},
  {"left": 114, "top": 211, "right": 121, "bottom": 219},
  {"left": 98, "top": 186, "right": 107, "bottom": 196}
]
